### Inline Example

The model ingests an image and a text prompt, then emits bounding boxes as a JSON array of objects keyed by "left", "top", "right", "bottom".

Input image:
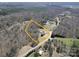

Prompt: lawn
[{"left": 56, "top": 37, "right": 79, "bottom": 47}]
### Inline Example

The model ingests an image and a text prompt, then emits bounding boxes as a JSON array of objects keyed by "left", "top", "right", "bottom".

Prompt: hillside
[
  {"left": 0, "top": 3, "right": 79, "bottom": 56},
  {"left": 54, "top": 13, "right": 79, "bottom": 38}
]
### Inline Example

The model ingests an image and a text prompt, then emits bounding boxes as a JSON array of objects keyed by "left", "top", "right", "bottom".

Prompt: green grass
[
  {"left": 28, "top": 52, "right": 35, "bottom": 57},
  {"left": 56, "top": 37, "right": 79, "bottom": 47}
]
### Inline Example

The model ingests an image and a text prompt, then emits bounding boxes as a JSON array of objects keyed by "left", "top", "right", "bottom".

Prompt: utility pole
[{"left": 72, "top": 16, "right": 76, "bottom": 39}]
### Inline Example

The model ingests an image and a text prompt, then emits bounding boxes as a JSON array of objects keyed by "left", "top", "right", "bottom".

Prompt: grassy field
[
  {"left": 56, "top": 37, "right": 79, "bottom": 47},
  {"left": 27, "top": 37, "right": 79, "bottom": 57}
]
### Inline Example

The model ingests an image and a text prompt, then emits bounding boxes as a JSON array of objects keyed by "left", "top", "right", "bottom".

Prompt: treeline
[{"left": 0, "top": 8, "right": 26, "bottom": 16}]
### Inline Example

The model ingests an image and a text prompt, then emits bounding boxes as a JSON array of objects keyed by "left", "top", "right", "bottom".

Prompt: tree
[
  {"left": 48, "top": 39, "right": 53, "bottom": 57},
  {"left": 69, "top": 41, "right": 78, "bottom": 57}
]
